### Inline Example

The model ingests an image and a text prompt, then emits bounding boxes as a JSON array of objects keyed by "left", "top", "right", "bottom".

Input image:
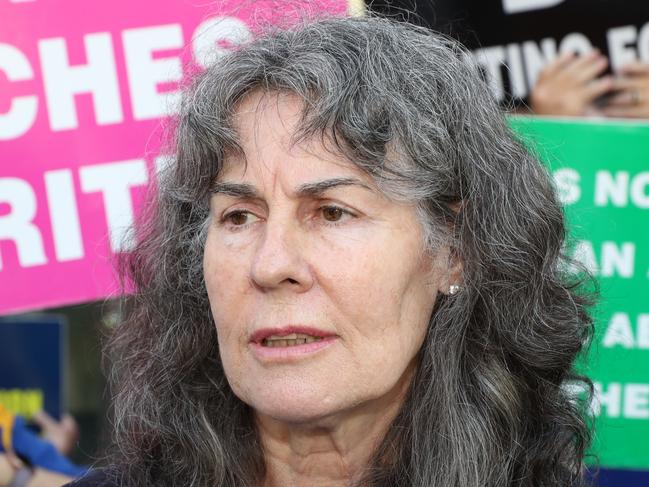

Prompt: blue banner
[{"left": 0, "top": 315, "right": 65, "bottom": 420}]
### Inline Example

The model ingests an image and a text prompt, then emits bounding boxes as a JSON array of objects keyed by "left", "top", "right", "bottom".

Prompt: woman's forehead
[
  {"left": 221, "top": 91, "right": 373, "bottom": 186},
  {"left": 231, "top": 89, "right": 303, "bottom": 141},
  {"left": 217, "top": 142, "right": 373, "bottom": 191}
]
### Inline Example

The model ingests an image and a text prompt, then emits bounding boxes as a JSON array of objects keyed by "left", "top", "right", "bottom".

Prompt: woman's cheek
[{"left": 312, "top": 223, "right": 378, "bottom": 258}]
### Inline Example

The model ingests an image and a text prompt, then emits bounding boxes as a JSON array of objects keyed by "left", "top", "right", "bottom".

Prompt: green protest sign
[{"left": 510, "top": 117, "right": 649, "bottom": 470}]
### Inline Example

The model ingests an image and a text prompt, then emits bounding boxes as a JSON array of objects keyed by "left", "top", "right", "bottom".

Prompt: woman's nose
[{"left": 250, "top": 219, "right": 313, "bottom": 293}]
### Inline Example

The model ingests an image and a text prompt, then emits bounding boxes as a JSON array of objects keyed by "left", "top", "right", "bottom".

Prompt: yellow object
[
  {"left": 0, "top": 389, "right": 44, "bottom": 420},
  {"left": 0, "top": 404, "right": 15, "bottom": 452}
]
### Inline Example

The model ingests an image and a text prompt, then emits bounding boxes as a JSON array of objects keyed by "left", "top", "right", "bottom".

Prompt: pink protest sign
[{"left": 0, "top": 0, "right": 352, "bottom": 315}]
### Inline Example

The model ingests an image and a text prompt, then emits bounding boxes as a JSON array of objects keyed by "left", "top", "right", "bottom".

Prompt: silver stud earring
[{"left": 448, "top": 284, "right": 460, "bottom": 295}]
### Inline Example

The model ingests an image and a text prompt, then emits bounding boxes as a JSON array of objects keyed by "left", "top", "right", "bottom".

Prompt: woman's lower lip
[{"left": 249, "top": 337, "right": 336, "bottom": 361}]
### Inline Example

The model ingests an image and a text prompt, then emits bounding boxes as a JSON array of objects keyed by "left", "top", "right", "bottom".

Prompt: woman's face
[{"left": 204, "top": 91, "right": 452, "bottom": 423}]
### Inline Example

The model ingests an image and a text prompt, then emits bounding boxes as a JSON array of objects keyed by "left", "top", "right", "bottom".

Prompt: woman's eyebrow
[
  {"left": 211, "top": 178, "right": 373, "bottom": 199},
  {"left": 210, "top": 182, "right": 258, "bottom": 198},
  {"left": 295, "top": 177, "right": 373, "bottom": 197}
]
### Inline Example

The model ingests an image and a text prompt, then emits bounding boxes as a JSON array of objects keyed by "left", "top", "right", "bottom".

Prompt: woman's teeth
[{"left": 262, "top": 333, "right": 325, "bottom": 347}]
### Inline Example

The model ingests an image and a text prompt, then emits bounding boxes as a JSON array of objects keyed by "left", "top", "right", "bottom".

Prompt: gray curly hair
[{"left": 107, "top": 14, "right": 594, "bottom": 487}]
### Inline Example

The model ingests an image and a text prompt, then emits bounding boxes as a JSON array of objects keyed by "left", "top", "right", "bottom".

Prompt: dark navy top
[{"left": 65, "top": 469, "right": 119, "bottom": 486}]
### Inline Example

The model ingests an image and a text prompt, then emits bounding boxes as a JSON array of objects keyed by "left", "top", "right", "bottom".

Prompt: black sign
[{"left": 369, "top": 0, "right": 649, "bottom": 103}]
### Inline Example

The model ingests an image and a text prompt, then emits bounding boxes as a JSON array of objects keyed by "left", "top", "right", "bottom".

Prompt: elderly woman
[{"left": 72, "top": 15, "right": 593, "bottom": 487}]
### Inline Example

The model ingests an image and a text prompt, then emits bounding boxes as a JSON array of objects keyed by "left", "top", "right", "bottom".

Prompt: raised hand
[
  {"left": 602, "top": 62, "right": 649, "bottom": 119},
  {"left": 530, "top": 50, "right": 614, "bottom": 116}
]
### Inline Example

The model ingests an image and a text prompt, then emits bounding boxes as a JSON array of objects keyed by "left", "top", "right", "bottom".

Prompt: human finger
[
  {"left": 0, "top": 454, "right": 15, "bottom": 485},
  {"left": 541, "top": 51, "right": 576, "bottom": 78},
  {"left": 563, "top": 51, "right": 606, "bottom": 81},
  {"left": 58, "top": 415, "right": 79, "bottom": 455},
  {"left": 34, "top": 412, "right": 79, "bottom": 456},
  {"left": 60, "top": 414, "right": 78, "bottom": 437},
  {"left": 32, "top": 411, "right": 57, "bottom": 431},
  {"left": 604, "top": 89, "right": 642, "bottom": 107},
  {"left": 602, "top": 104, "right": 649, "bottom": 118},
  {"left": 605, "top": 76, "right": 648, "bottom": 106},
  {"left": 619, "top": 62, "right": 649, "bottom": 76},
  {"left": 574, "top": 55, "right": 609, "bottom": 83},
  {"left": 582, "top": 75, "right": 615, "bottom": 102},
  {"left": 4, "top": 451, "right": 24, "bottom": 470},
  {"left": 612, "top": 77, "right": 646, "bottom": 91}
]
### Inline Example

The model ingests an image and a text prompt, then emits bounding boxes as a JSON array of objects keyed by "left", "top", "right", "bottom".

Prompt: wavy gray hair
[{"left": 107, "top": 15, "right": 594, "bottom": 487}]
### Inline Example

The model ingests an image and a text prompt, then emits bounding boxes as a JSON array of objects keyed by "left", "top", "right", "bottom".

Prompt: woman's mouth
[
  {"left": 262, "top": 333, "right": 325, "bottom": 347},
  {"left": 250, "top": 327, "right": 337, "bottom": 361}
]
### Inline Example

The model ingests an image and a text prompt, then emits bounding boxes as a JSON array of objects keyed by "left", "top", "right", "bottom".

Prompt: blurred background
[{"left": 1, "top": 0, "right": 647, "bottom": 485}]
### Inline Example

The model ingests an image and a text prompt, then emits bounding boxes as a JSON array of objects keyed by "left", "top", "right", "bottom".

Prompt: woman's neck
[{"left": 256, "top": 363, "right": 414, "bottom": 487}]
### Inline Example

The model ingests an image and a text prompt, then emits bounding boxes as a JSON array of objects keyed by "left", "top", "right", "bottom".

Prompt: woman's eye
[
  {"left": 320, "top": 206, "right": 352, "bottom": 223},
  {"left": 223, "top": 210, "right": 258, "bottom": 226}
]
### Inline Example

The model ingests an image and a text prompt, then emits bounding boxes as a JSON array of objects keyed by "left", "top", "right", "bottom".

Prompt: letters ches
[{"left": 0, "top": 17, "right": 251, "bottom": 140}]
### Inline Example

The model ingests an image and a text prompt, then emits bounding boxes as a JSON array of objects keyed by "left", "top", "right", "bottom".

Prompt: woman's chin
[
  {"left": 244, "top": 388, "right": 347, "bottom": 425},
  {"left": 258, "top": 406, "right": 331, "bottom": 425}
]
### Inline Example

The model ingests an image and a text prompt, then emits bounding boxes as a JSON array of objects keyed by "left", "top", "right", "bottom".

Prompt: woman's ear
[
  {"left": 439, "top": 202, "right": 464, "bottom": 296},
  {"left": 444, "top": 246, "right": 463, "bottom": 295},
  {"left": 435, "top": 244, "right": 463, "bottom": 296}
]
